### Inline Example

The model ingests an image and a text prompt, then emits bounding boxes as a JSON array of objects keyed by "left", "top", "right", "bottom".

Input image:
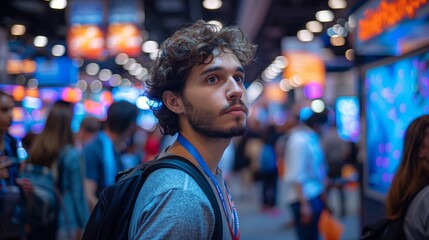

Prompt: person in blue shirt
[{"left": 83, "top": 101, "right": 138, "bottom": 210}]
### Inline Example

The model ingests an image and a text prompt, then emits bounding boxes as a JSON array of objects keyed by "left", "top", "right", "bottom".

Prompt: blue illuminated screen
[
  {"left": 365, "top": 50, "right": 429, "bottom": 198},
  {"left": 336, "top": 96, "right": 360, "bottom": 143}
]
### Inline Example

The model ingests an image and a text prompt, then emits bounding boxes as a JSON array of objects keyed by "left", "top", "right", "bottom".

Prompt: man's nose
[{"left": 226, "top": 77, "right": 243, "bottom": 100}]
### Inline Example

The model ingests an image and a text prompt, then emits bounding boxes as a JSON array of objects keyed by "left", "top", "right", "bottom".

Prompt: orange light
[
  {"left": 107, "top": 23, "right": 142, "bottom": 57},
  {"left": 264, "top": 83, "right": 287, "bottom": 103},
  {"left": 12, "top": 86, "right": 25, "bottom": 101},
  {"left": 26, "top": 88, "right": 39, "bottom": 98},
  {"left": 100, "top": 91, "right": 113, "bottom": 106},
  {"left": 22, "top": 60, "right": 36, "bottom": 73},
  {"left": 283, "top": 52, "right": 325, "bottom": 85},
  {"left": 358, "top": 0, "right": 428, "bottom": 42},
  {"left": 12, "top": 107, "right": 24, "bottom": 121},
  {"left": 61, "top": 87, "right": 82, "bottom": 103},
  {"left": 67, "top": 25, "right": 105, "bottom": 60},
  {"left": 83, "top": 99, "right": 104, "bottom": 117},
  {"left": 7, "top": 60, "right": 22, "bottom": 74}
]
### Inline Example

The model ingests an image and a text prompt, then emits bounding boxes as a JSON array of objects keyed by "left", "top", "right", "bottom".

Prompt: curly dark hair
[{"left": 146, "top": 20, "right": 257, "bottom": 135}]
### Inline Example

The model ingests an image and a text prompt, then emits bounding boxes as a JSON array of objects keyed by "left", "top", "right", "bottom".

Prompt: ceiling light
[
  {"left": 311, "top": 99, "right": 325, "bottom": 113},
  {"left": 297, "top": 29, "right": 314, "bottom": 42},
  {"left": 328, "top": 0, "right": 347, "bottom": 9},
  {"left": 306, "top": 21, "right": 323, "bottom": 33},
  {"left": 11, "top": 25, "right": 26, "bottom": 36},
  {"left": 345, "top": 49, "right": 355, "bottom": 61},
  {"left": 52, "top": 44, "right": 65, "bottom": 56},
  {"left": 109, "top": 74, "right": 122, "bottom": 87},
  {"left": 348, "top": 15, "right": 357, "bottom": 28},
  {"left": 142, "top": 40, "right": 159, "bottom": 53},
  {"left": 99, "top": 69, "right": 112, "bottom": 81},
  {"left": 208, "top": 20, "right": 223, "bottom": 30},
  {"left": 203, "top": 0, "right": 222, "bottom": 10},
  {"left": 89, "top": 80, "right": 103, "bottom": 93},
  {"left": 86, "top": 63, "right": 100, "bottom": 76},
  {"left": 76, "top": 80, "right": 88, "bottom": 91},
  {"left": 149, "top": 50, "right": 159, "bottom": 60},
  {"left": 34, "top": 36, "right": 48, "bottom": 47},
  {"left": 115, "top": 53, "right": 129, "bottom": 65},
  {"left": 279, "top": 80, "right": 292, "bottom": 92},
  {"left": 50, "top": 0, "right": 67, "bottom": 9},
  {"left": 330, "top": 36, "right": 345, "bottom": 46},
  {"left": 315, "top": 10, "right": 334, "bottom": 22}
]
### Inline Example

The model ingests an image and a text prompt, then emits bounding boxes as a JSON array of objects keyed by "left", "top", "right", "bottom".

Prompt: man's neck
[{"left": 168, "top": 131, "right": 230, "bottom": 174}]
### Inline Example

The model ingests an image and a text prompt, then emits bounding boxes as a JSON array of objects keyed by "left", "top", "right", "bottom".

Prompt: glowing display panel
[{"left": 365, "top": 50, "right": 429, "bottom": 199}]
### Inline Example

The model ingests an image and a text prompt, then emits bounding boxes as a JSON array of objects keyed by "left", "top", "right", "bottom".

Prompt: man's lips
[{"left": 224, "top": 105, "right": 248, "bottom": 115}]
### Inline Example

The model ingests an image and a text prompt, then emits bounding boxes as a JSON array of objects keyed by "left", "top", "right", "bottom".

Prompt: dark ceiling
[{"left": 0, "top": 0, "right": 365, "bottom": 84}]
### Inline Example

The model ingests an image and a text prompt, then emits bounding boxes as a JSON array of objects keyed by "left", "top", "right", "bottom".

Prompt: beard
[{"left": 182, "top": 97, "right": 247, "bottom": 139}]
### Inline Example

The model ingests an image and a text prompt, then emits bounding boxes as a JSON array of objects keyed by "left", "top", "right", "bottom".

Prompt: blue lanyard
[{"left": 177, "top": 134, "right": 240, "bottom": 239}]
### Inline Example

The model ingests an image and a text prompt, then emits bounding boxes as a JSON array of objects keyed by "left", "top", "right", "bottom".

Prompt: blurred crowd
[{"left": 0, "top": 89, "right": 360, "bottom": 240}]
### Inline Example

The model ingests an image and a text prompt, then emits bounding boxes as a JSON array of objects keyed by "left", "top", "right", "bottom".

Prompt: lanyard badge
[{"left": 178, "top": 134, "right": 240, "bottom": 240}]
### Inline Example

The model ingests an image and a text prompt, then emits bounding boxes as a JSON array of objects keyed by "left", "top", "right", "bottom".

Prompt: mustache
[{"left": 220, "top": 100, "right": 249, "bottom": 116}]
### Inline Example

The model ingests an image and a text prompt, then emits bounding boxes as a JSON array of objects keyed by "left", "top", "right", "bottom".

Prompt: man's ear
[{"left": 162, "top": 90, "right": 184, "bottom": 114}]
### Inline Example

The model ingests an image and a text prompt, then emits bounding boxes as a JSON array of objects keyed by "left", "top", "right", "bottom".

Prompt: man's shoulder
[
  {"left": 140, "top": 164, "right": 212, "bottom": 202},
  {"left": 83, "top": 135, "right": 103, "bottom": 155}
]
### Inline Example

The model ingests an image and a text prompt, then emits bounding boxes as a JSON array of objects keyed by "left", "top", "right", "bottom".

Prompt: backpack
[
  {"left": 360, "top": 189, "right": 423, "bottom": 240},
  {"left": 82, "top": 155, "right": 222, "bottom": 240},
  {"left": 20, "top": 164, "right": 59, "bottom": 227},
  {"left": 0, "top": 183, "right": 26, "bottom": 239}
]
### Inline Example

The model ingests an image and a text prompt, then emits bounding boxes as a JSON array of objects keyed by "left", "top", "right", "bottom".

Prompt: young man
[{"left": 128, "top": 20, "right": 256, "bottom": 239}]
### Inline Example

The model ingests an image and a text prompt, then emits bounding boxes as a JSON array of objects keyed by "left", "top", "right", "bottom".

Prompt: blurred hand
[
  {"left": 0, "top": 156, "right": 12, "bottom": 179},
  {"left": 16, "top": 178, "right": 34, "bottom": 199}
]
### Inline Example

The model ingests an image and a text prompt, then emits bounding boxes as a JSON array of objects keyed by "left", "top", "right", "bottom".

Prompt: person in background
[
  {"left": 258, "top": 124, "right": 279, "bottom": 213},
  {"left": 76, "top": 116, "right": 102, "bottom": 149},
  {"left": 83, "top": 101, "right": 138, "bottom": 210},
  {"left": 142, "top": 125, "right": 162, "bottom": 163},
  {"left": 385, "top": 115, "right": 429, "bottom": 240},
  {"left": 25, "top": 100, "right": 89, "bottom": 240},
  {"left": 128, "top": 20, "right": 256, "bottom": 239},
  {"left": 0, "top": 91, "right": 28, "bottom": 240},
  {"left": 284, "top": 108, "right": 328, "bottom": 240},
  {"left": 0, "top": 91, "right": 16, "bottom": 180},
  {"left": 321, "top": 118, "right": 350, "bottom": 217}
]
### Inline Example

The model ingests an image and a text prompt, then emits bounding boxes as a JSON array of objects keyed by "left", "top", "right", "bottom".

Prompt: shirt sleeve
[
  {"left": 65, "top": 148, "right": 90, "bottom": 228},
  {"left": 83, "top": 144, "right": 100, "bottom": 181},
  {"left": 284, "top": 133, "right": 308, "bottom": 183},
  {"left": 131, "top": 189, "right": 215, "bottom": 240}
]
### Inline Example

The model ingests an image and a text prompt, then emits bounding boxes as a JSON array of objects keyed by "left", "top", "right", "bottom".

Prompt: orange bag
[{"left": 318, "top": 209, "right": 344, "bottom": 240}]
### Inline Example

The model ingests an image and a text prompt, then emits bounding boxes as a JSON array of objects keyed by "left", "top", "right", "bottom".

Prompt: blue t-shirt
[{"left": 83, "top": 132, "right": 123, "bottom": 197}]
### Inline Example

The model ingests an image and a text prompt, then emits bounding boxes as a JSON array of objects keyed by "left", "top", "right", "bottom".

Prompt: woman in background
[
  {"left": 386, "top": 115, "right": 429, "bottom": 239},
  {"left": 26, "top": 100, "right": 89, "bottom": 240}
]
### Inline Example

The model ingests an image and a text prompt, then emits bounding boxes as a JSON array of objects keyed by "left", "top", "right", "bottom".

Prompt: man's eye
[
  {"left": 234, "top": 75, "right": 244, "bottom": 83},
  {"left": 207, "top": 76, "right": 218, "bottom": 84}
]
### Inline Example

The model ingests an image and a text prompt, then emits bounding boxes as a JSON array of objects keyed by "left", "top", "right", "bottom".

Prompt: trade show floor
[{"left": 236, "top": 180, "right": 361, "bottom": 240}]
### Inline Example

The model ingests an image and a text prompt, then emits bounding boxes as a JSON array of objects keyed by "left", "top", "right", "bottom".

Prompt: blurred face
[
  {"left": 181, "top": 49, "right": 249, "bottom": 139},
  {"left": 0, "top": 95, "right": 14, "bottom": 133}
]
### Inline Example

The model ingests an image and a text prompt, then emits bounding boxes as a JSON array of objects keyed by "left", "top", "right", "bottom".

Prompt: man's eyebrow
[{"left": 200, "top": 66, "right": 245, "bottom": 76}]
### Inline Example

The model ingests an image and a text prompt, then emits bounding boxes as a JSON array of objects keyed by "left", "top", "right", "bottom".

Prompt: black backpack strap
[{"left": 147, "top": 155, "right": 223, "bottom": 240}]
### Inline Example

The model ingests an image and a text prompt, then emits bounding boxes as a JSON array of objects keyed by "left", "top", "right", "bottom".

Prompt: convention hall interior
[{"left": 1, "top": 0, "right": 429, "bottom": 239}]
